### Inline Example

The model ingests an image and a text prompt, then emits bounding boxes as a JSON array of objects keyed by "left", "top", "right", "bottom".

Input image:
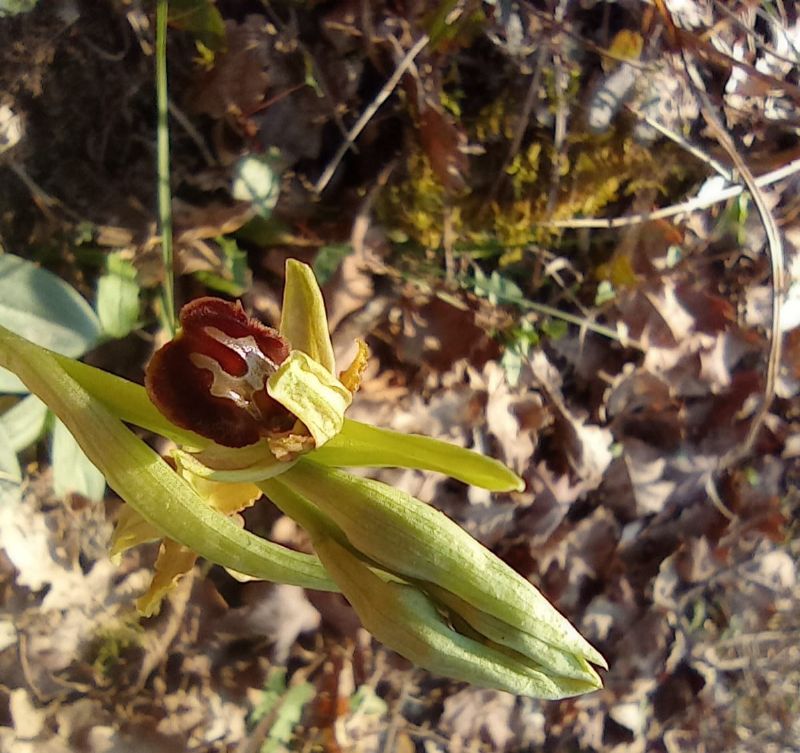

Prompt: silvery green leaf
[
  {"left": 52, "top": 417, "right": 107, "bottom": 502},
  {"left": 0, "top": 253, "right": 101, "bottom": 392},
  {"left": 0, "top": 394, "right": 48, "bottom": 451},
  {"left": 232, "top": 153, "right": 281, "bottom": 219},
  {"left": 96, "top": 252, "right": 141, "bottom": 339},
  {"left": 0, "top": 421, "right": 21, "bottom": 486}
]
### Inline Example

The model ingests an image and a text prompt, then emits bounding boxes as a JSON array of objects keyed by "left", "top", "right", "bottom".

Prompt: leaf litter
[{"left": 2, "top": 0, "right": 800, "bottom": 751}]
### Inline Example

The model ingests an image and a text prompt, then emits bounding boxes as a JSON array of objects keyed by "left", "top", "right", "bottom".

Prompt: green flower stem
[
  {"left": 279, "top": 458, "right": 606, "bottom": 670},
  {"left": 0, "top": 325, "right": 337, "bottom": 592},
  {"left": 313, "top": 419, "right": 525, "bottom": 492},
  {"left": 156, "top": 0, "right": 176, "bottom": 336}
]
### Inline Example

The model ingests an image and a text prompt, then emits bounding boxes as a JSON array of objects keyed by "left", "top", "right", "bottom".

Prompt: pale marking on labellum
[{"left": 189, "top": 326, "right": 280, "bottom": 418}]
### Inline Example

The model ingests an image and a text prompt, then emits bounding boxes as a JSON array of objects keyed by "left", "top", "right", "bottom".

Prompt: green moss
[
  {"left": 379, "top": 100, "right": 695, "bottom": 254},
  {"left": 90, "top": 618, "right": 145, "bottom": 676}
]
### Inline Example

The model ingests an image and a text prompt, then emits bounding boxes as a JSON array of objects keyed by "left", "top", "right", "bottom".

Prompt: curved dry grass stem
[{"left": 679, "top": 56, "right": 784, "bottom": 464}]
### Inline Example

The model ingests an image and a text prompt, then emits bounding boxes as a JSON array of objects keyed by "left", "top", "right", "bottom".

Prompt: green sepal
[
  {"left": 312, "top": 419, "right": 525, "bottom": 492},
  {"left": 0, "top": 324, "right": 337, "bottom": 592},
  {"left": 267, "top": 350, "right": 351, "bottom": 447},
  {"left": 268, "top": 477, "right": 598, "bottom": 699},
  {"left": 279, "top": 458, "right": 606, "bottom": 670},
  {"left": 429, "top": 585, "right": 602, "bottom": 685},
  {"left": 279, "top": 260, "right": 336, "bottom": 373}
]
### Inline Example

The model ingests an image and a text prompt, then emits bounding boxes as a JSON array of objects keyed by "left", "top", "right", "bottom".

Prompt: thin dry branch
[
  {"left": 536, "top": 157, "right": 800, "bottom": 229},
  {"left": 314, "top": 34, "right": 429, "bottom": 194}
]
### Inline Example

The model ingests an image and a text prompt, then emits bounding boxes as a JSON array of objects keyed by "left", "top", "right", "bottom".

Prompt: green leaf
[
  {"left": 261, "top": 681, "right": 315, "bottom": 753},
  {"left": 96, "top": 252, "right": 141, "bottom": 339},
  {"left": 249, "top": 668, "right": 287, "bottom": 724},
  {"left": 52, "top": 417, "right": 107, "bottom": 502},
  {"left": 248, "top": 669, "right": 315, "bottom": 751},
  {"left": 0, "top": 324, "right": 337, "bottom": 592},
  {"left": 0, "top": 253, "right": 101, "bottom": 392},
  {"left": 312, "top": 244, "right": 352, "bottom": 285},
  {"left": 349, "top": 685, "right": 388, "bottom": 716},
  {"left": 501, "top": 319, "right": 539, "bottom": 387},
  {"left": 194, "top": 236, "right": 251, "bottom": 296},
  {"left": 472, "top": 268, "right": 524, "bottom": 306},
  {"left": 168, "top": 0, "right": 226, "bottom": 51},
  {"left": 0, "top": 420, "right": 21, "bottom": 485},
  {"left": 0, "top": 426, "right": 22, "bottom": 506},
  {"left": 311, "top": 419, "right": 524, "bottom": 492},
  {"left": 0, "top": 394, "right": 48, "bottom": 451},
  {"left": 0, "top": 0, "right": 38, "bottom": 17},
  {"left": 540, "top": 317, "right": 568, "bottom": 340},
  {"left": 232, "top": 153, "right": 281, "bottom": 219}
]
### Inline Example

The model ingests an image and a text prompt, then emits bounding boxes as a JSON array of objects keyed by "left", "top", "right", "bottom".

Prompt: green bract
[{"left": 0, "top": 259, "right": 606, "bottom": 698}]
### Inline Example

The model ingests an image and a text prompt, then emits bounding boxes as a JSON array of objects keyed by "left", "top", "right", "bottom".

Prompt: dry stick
[
  {"left": 314, "top": 34, "right": 430, "bottom": 194},
  {"left": 536, "top": 157, "right": 800, "bottom": 229},
  {"left": 168, "top": 98, "right": 216, "bottom": 167},
  {"left": 682, "top": 58, "right": 785, "bottom": 463},
  {"left": 626, "top": 105, "right": 734, "bottom": 181}
]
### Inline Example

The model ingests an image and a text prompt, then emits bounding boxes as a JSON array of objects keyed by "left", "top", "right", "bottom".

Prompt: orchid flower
[{"left": 0, "top": 259, "right": 606, "bottom": 698}]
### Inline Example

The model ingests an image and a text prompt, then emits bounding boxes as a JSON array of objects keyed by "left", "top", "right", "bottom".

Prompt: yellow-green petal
[
  {"left": 267, "top": 350, "right": 351, "bottom": 448},
  {"left": 174, "top": 445, "right": 295, "bottom": 483}
]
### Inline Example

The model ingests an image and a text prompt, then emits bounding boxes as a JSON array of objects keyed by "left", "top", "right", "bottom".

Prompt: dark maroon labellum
[{"left": 145, "top": 298, "right": 292, "bottom": 447}]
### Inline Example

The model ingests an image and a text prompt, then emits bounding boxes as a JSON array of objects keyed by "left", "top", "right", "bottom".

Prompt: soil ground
[{"left": 1, "top": 1, "right": 799, "bottom": 752}]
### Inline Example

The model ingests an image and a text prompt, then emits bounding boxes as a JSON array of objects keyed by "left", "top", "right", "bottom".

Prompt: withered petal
[{"left": 145, "top": 298, "right": 291, "bottom": 447}]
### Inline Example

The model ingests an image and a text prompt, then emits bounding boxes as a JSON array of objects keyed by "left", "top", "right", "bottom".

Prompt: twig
[
  {"left": 485, "top": 46, "right": 547, "bottom": 208},
  {"left": 156, "top": 0, "right": 176, "bottom": 336},
  {"left": 626, "top": 105, "right": 734, "bottom": 181},
  {"left": 536, "top": 157, "right": 800, "bottom": 229},
  {"left": 314, "top": 34, "right": 429, "bottom": 194},
  {"left": 168, "top": 98, "right": 216, "bottom": 167},
  {"left": 257, "top": 0, "right": 351, "bottom": 144},
  {"left": 710, "top": 0, "right": 800, "bottom": 69}
]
